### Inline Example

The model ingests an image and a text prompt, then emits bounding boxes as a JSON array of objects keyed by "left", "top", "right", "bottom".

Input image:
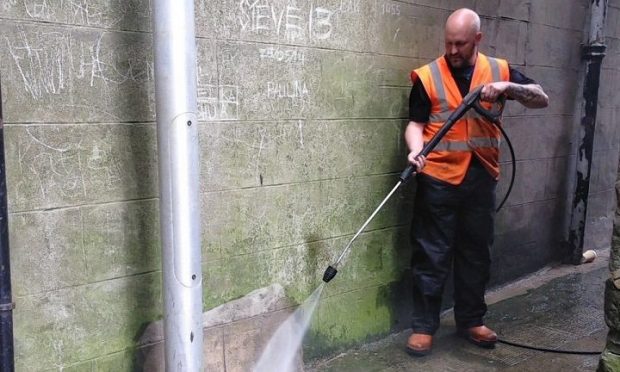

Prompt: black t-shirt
[{"left": 409, "top": 56, "right": 536, "bottom": 123}]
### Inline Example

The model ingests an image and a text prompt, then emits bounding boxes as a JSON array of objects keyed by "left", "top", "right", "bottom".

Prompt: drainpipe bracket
[
  {"left": 0, "top": 302, "right": 15, "bottom": 311},
  {"left": 581, "top": 43, "right": 607, "bottom": 60}
]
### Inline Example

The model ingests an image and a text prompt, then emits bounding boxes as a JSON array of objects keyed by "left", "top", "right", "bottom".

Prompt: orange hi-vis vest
[{"left": 412, "top": 53, "right": 510, "bottom": 185}]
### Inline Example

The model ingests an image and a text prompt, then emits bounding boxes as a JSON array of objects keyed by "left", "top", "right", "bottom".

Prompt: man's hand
[
  {"left": 482, "top": 82, "right": 549, "bottom": 109},
  {"left": 481, "top": 81, "right": 510, "bottom": 103},
  {"left": 408, "top": 152, "right": 426, "bottom": 171}
]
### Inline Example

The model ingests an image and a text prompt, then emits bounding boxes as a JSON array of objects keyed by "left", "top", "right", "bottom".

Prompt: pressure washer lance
[{"left": 323, "top": 86, "right": 506, "bottom": 283}]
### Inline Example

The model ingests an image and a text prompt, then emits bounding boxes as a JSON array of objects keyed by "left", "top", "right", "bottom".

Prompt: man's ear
[{"left": 475, "top": 32, "right": 482, "bottom": 44}]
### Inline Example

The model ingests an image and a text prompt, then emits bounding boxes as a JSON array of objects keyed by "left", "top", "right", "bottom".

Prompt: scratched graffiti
[
  {"left": 5, "top": 30, "right": 72, "bottom": 99},
  {"left": 238, "top": 0, "right": 334, "bottom": 40},
  {"left": 5, "top": 27, "right": 152, "bottom": 100},
  {"left": 197, "top": 65, "right": 240, "bottom": 121},
  {"left": 381, "top": 2, "right": 401, "bottom": 16},
  {"left": 3, "top": 0, "right": 150, "bottom": 29},
  {"left": 11, "top": 125, "right": 157, "bottom": 210},
  {"left": 23, "top": 0, "right": 57, "bottom": 20},
  {"left": 259, "top": 47, "right": 305, "bottom": 64},
  {"left": 15, "top": 127, "right": 84, "bottom": 204},
  {"left": 197, "top": 83, "right": 240, "bottom": 121},
  {"left": 339, "top": 0, "right": 361, "bottom": 13},
  {"left": 266, "top": 80, "right": 309, "bottom": 101}
]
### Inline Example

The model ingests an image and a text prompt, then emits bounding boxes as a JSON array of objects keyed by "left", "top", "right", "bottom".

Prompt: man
[{"left": 405, "top": 8, "right": 548, "bottom": 356}]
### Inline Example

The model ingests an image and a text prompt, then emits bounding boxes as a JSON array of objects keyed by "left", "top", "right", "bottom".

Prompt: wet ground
[{"left": 306, "top": 250, "right": 609, "bottom": 371}]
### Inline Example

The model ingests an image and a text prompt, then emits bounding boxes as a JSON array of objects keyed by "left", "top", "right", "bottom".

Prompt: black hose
[
  {"left": 497, "top": 338, "right": 601, "bottom": 355},
  {"left": 494, "top": 123, "right": 516, "bottom": 212}
]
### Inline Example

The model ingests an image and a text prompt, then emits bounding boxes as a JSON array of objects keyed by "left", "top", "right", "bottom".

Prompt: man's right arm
[{"left": 407, "top": 74, "right": 430, "bottom": 171}]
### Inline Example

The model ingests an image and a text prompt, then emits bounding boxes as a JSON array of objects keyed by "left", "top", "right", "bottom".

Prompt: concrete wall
[
  {"left": 491, "top": 0, "right": 586, "bottom": 282},
  {"left": 586, "top": 0, "right": 620, "bottom": 252},
  {"left": 0, "top": 0, "right": 618, "bottom": 370}
]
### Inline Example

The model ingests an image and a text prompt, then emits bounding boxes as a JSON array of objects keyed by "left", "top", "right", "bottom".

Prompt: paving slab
[{"left": 306, "top": 254, "right": 608, "bottom": 372}]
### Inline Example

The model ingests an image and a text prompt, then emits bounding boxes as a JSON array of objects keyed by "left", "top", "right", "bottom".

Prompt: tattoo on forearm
[
  {"left": 507, "top": 84, "right": 536, "bottom": 102},
  {"left": 506, "top": 84, "right": 548, "bottom": 108}
]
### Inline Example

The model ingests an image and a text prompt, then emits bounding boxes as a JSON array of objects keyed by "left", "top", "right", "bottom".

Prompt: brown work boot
[
  {"left": 406, "top": 333, "right": 433, "bottom": 356},
  {"left": 459, "top": 325, "right": 497, "bottom": 349}
]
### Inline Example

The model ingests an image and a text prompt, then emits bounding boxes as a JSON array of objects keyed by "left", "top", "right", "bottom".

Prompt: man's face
[{"left": 444, "top": 28, "right": 480, "bottom": 68}]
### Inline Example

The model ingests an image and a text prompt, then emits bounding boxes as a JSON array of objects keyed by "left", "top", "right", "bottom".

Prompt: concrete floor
[{"left": 306, "top": 250, "right": 609, "bottom": 372}]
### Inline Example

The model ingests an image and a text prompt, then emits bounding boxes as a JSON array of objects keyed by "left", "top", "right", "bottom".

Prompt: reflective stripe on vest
[
  {"left": 426, "top": 137, "right": 501, "bottom": 152},
  {"left": 429, "top": 60, "right": 449, "bottom": 115},
  {"left": 488, "top": 57, "right": 501, "bottom": 82}
]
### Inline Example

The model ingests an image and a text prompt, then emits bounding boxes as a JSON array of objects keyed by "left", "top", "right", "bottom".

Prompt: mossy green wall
[{"left": 2, "top": 0, "right": 620, "bottom": 370}]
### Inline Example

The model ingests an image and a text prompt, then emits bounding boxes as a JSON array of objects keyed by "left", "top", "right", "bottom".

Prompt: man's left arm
[{"left": 482, "top": 81, "right": 549, "bottom": 109}]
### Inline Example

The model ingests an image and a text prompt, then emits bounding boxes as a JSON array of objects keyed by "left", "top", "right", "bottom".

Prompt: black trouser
[{"left": 410, "top": 157, "right": 496, "bottom": 335}]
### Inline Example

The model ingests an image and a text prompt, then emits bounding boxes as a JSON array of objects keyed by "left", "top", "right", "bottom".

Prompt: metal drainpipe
[
  {"left": 0, "top": 77, "right": 15, "bottom": 371},
  {"left": 152, "top": 1, "right": 203, "bottom": 370},
  {"left": 567, "top": 0, "right": 608, "bottom": 264}
]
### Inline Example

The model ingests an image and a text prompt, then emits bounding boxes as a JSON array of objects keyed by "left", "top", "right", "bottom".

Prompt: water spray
[{"left": 322, "top": 86, "right": 506, "bottom": 283}]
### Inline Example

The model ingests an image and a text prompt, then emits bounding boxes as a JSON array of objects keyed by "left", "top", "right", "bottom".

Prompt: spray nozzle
[{"left": 322, "top": 265, "right": 338, "bottom": 283}]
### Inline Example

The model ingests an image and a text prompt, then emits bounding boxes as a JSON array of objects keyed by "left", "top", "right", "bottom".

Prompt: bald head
[
  {"left": 446, "top": 8, "right": 480, "bottom": 36},
  {"left": 444, "top": 8, "right": 482, "bottom": 68}
]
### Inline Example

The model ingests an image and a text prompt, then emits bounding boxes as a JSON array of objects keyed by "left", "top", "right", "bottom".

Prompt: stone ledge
[{"left": 137, "top": 283, "right": 300, "bottom": 371}]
